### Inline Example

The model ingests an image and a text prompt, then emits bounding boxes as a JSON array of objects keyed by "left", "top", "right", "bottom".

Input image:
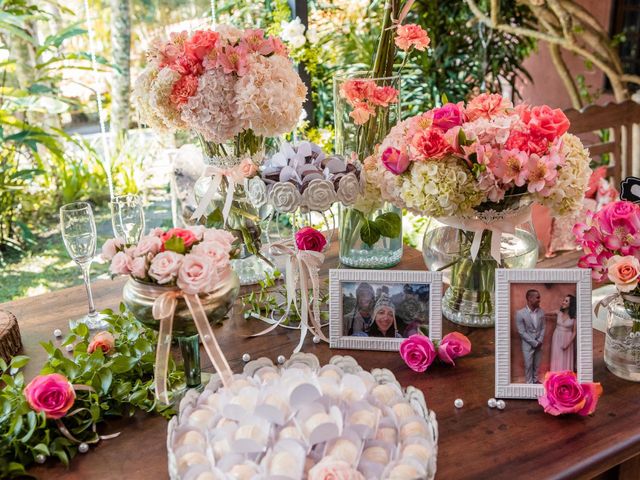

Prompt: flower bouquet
[
  {"left": 575, "top": 200, "right": 640, "bottom": 381},
  {"left": 102, "top": 226, "right": 240, "bottom": 401},
  {"left": 335, "top": 1, "right": 431, "bottom": 269},
  {"left": 133, "top": 25, "right": 307, "bottom": 285},
  {"left": 367, "top": 93, "right": 591, "bottom": 327}
]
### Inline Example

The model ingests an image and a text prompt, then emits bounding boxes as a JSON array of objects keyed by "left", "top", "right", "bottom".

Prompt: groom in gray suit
[{"left": 516, "top": 289, "right": 545, "bottom": 383}]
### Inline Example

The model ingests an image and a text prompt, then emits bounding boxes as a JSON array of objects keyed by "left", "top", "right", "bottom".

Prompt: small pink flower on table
[
  {"left": 399, "top": 334, "right": 436, "bottom": 372},
  {"left": 295, "top": 227, "right": 327, "bottom": 253},
  {"left": 607, "top": 255, "right": 640, "bottom": 292},
  {"left": 394, "top": 24, "right": 430, "bottom": 51},
  {"left": 437, "top": 332, "right": 472, "bottom": 365},
  {"left": 88, "top": 331, "right": 116, "bottom": 354},
  {"left": 24, "top": 373, "right": 76, "bottom": 419},
  {"left": 538, "top": 371, "right": 602, "bottom": 416},
  {"left": 133, "top": 235, "right": 162, "bottom": 257}
]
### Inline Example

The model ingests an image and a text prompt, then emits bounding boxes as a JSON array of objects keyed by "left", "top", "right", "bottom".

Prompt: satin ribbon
[
  {"left": 152, "top": 290, "right": 232, "bottom": 404},
  {"left": 191, "top": 165, "right": 244, "bottom": 224},
  {"left": 437, "top": 206, "right": 533, "bottom": 262},
  {"left": 249, "top": 240, "right": 328, "bottom": 353}
]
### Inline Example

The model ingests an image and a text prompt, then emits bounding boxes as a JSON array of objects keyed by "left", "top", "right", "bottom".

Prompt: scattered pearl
[
  {"left": 312, "top": 336, "right": 320, "bottom": 344},
  {"left": 488, "top": 398, "right": 497, "bottom": 408},
  {"left": 35, "top": 454, "right": 46, "bottom": 464},
  {"left": 53, "top": 329, "right": 62, "bottom": 338},
  {"left": 65, "top": 344, "right": 74, "bottom": 352},
  {"left": 496, "top": 400, "right": 506, "bottom": 410},
  {"left": 242, "top": 353, "right": 251, "bottom": 362},
  {"left": 277, "top": 355, "right": 286, "bottom": 365},
  {"left": 203, "top": 335, "right": 211, "bottom": 341},
  {"left": 454, "top": 398, "right": 464, "bottom": 409},
  {"left": 78, "top": 442, "right": 89, "bottom": 453}
]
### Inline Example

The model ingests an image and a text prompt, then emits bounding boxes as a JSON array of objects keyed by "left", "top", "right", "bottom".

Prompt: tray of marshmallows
[{"left": 167, "top": 353, "right": 438, "bottom": 480}]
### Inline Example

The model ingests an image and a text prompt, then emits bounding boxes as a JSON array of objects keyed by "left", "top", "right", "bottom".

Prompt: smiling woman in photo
[
  {"left": 550, "top": 294, "right": 577, "bottom": 372},
  {"left": 355, "top": 293, "right": 403, "bottom": 338}
]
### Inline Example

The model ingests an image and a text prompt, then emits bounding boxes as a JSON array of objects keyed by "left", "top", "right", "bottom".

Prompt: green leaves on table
[{"left": 359, "top": 211, "right": 402, "bottom": 247}]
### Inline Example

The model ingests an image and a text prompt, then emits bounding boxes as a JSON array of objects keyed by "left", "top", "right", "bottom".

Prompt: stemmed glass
[
  {"left": 110, "top": 194, "right": 145, "bottom": 244},
  {"left": 60, "top": 202, "right": 108, "bottom": 330}
]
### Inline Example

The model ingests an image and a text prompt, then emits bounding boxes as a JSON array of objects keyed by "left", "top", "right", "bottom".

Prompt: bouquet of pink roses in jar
[
  {"left": 365, "top": 94, "right": 592, "bottom": 327},
  {"left": 575, "top": 200, "right": 640, "bottom": 381},
  {"left": 102, "top": 226, "right": 240, "bottom": 402},
  {"left": 133, "top": 25, "right": 307, "bottom": 285}
]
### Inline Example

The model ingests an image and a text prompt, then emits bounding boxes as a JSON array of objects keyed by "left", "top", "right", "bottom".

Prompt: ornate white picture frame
[
  {"left": 329, "top": 269, "right": 443, "bottom": 351},
  {"left": 495, "top": 268, "right": 593, "bottom": 399}
]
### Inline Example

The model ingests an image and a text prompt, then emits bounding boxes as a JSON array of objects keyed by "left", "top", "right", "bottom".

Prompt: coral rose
[
  {"left": 538, "top": 371, "right": 602, "bottom": 416},
  {"left": 295, "top": 226, "right": 327, "bottom": 252},
  {"left": 528, "top": 105, "right": 570, "bottom": 141},
  {"left": 24, "top": 373, "right": 76, "bottom": 419},
  {"left": 161, "top": 228, "right": 199, "bottom": 251},
  {"left": 395, "top": 24, "right": 430, "bottom": 51},
  {"left": 88, "top": 331, "right": 116, "bottom": 354},
  {"left": 400, "top": 334, "right": 436, "bottom": 372},
  {"left": 437, "top": 332, "right": 472, "bottom": 365},
  {"left": 381, "top": 147, "right": 410, "bottom": 175},
  {"left": 607, "top": 255, "right": 640, "bottom": 292},
  {"left": 412, "top": 129, "right": 451, "bottom": 159},
  {"left": 184, "top": 30, "right": 219, "bottom": 62}
]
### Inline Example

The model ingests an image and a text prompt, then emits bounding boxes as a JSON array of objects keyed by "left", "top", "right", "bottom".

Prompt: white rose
[
  {"left": 269, "top": 182, "right": 302, "bottom": 213},
  {"left": 302, "top": 179, "right": 337, "bottom": 212}
]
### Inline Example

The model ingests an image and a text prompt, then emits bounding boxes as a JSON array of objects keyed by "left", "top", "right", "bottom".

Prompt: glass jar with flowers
[
  {"left": 334, "top": 2, "right": 431, "bottom": 269},
  {"left": 366, "top": 94, "right": 592, "bottom": 327},
  {"left": 575, "top": 200, "right": 640, "bottom": 381},
  {"left": 133, "top": 25, "right": 307, "bottom": 285}
]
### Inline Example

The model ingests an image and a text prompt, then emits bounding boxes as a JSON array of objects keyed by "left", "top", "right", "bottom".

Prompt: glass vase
[
  {"left": 422, "top": 196, "right": 539, "bottom": 327},
  {"left": 604, "top": 295, "right": 640, "bottom": 381},
  {"left": 339, "top": 203, "right": 403, "bottom": 268}
]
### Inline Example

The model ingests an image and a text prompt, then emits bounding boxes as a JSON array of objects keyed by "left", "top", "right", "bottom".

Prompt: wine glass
[
  {"left": 110, "top": 194, "right": 145, "bottom": 244},
  {"left": 60, "top": 202, "right": 109, "bottom": 330}
]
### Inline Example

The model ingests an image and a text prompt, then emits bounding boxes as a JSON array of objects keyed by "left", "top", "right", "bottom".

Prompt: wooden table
[{"left": 3, "top": 246, "right": 640, "bottom": 480}]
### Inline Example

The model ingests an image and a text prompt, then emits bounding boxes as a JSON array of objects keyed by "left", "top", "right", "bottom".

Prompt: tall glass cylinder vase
[
  {"left": 334, "top": 73, "right": 403, "bottom": 268},
  {"left": 604, "top": 295, "right": 640, "bottom": 381},
  {"left": 422, "top": 195, "right": 539, "bottom": 327}
]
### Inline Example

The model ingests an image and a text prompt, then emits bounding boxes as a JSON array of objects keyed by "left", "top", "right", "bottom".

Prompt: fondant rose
[
  {"left": 607, "top": 255, "right": 640, "bottom": 292},
  {"left": 177, "top": 253, "right": 218, "bottom": 295},
  {"left": 88, "top": 331, "right": 116, "bottom": 354},
  {"left": 148, "top": 251, "right": 182, "bottom": 284},
  {"left": 110, "top": 251, "right": 133, "bottom": 275},
  {"left": 381, "top": 147, "right": 410, "bottom": 175},
  {"left": 270, "top": 182, "right": 301, "bottom": 213},
  {"left": 538, "top": 371, "right": 602, "bottom": 416},
  {"left": 24, "top": 373, "right": 76, "bottom": 419},
  {"left": 101, "top": 237, "right": 124, "bottom": 261},
  {"left": 400, "top": 334, "right": 436, "bottom": 373},
  {"left": 437, "top": 332, "right": 471, "bottom": 365},
  {"left": 337, "top": 173, "right": 360, "bottom": 206},
  {"left": 133, "top": 235, "right": 162, "bottom": 257},
  {"left": 308, "top": 458, "right": 365, "bottom": 480},
  {"left": 302, "top": 179, "right": 337, "bottom": 212},
  {"left": 295, "top": 227, "right": 327, "bottom": 252},
  {"left": 247, "top": 177, "right": 268, "bottom": 207},
  {"left": 237, "top": 158, "right": 258, "bottom": 178},
  {"left": 161, "top": 227, "right": 199, "bottom": 251}
]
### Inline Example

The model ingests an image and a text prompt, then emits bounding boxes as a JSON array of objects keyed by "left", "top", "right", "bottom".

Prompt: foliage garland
[{"left": 0, "top": 306, "right": 182, "bottom": 478}]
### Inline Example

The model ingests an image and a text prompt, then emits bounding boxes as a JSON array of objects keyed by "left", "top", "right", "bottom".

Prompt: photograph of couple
[
  {"left": 511, "top": 283, "right": 578, "bottom": 384},
  {"left": 342, "top": 282, "right": 430, "bottom": 338}
]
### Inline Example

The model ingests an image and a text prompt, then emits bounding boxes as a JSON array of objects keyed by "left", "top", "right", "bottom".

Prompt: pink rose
[
  {"left": 528, "top": 105, "right": 570, "bottom": 141},
  {"left": 130, "top": 256, "right": 147, "bottom": 279},
  {"left": 600, "top": 201, "right": 640, "bottom": 235},
  {"left": 394, "top": 24, "right": 431, "bottom": 51},
  {"left": 184, "top": 30, "right": 219, "bottom": 62},
  {"left": 24, "top": 373, "right": 76, "bottom": 419},
  {"left": 87, "top": 331, "right": 116, "bottom": 354},
  {"left": 370, "top": 85, "right": 399, "bottom": 107},
  {"left": 191, "top": 241, "right": 231, "bottom": 269},
  {"left": 161, "top": 228, "right": 199, "bottom": 251},
  {"left": 308, "top": 458, "right": 365, "bottom": 480},
  {"left": 101, "top": 237, "right": 124, "bottom": 261},
  {"left": 399, "top": 334, "right": 436, "bottom": 373},
  {"left": 538, "top": 371, "right": 603, "bottom": 416},
  {"left": 349, "top": 101, "right": 375, "bottom": 125},
  {"left": 133, "top": 235, "right": 162, "bottom": 257},
  {"left": 149, "top": 227, "right": 165, "bottom": 237},
  {"left": 607, "top": 255, "right": 640, "bottom": 292},
  {"left": 465, "top": 93, "right": 513, "bottom": 121},
  {"left": 148, "top": 251, "right": 183, "bottom": 284},
  {"left": 437, "top": 332, "right": 471, "bottom": 365},
  {"left": 432, "top": 103, "right": 464, "bottom": 131},
  {"left": 411, "top": 128, "right": 451, "bottom": 159},
  {"left": 169, "top": 73, "right": 199, "bottom": 106},
  {"left": 381, "top": 147, "right": 410, "bottom": 175},
  {"left": 295, "top": 227, "right": 327, "bottom": 252},
  {"left": 339, "top": 79, "right": 376, "bottom": 104},
  {"left": 110, "top": 251, "right": 133, "bottom": 275},
  {"left": 177, "top": 253, "right": 218, "bottom": 295},
  {"left": 186, "top": 225, "right": 206, "bottom": 241},
  {"left": 203, "top": 229, "right": 236, "bottom": 250},
  {"left": 237, "top": 158, "right": 259, "bottom": 178}
]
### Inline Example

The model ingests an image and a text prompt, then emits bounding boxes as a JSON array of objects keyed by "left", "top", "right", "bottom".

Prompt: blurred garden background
[{"left": 1, "top": 0, "right": 639, "bottom": 302}]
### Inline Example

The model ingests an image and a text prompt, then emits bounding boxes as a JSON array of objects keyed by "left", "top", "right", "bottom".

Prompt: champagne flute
[
  {"left": 60, "top": 202, "right": 108, "bottom": 330},
  {"left": 110, "top": 194, "right": 145, "bottom": 244}
]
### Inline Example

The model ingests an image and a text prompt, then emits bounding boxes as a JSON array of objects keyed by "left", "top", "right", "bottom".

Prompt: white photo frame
[
  {"left": 329, "top": 269, "right": 443, "bottom": 351},
  {"left": 495, "top": 268, "right": 593, "bottom": 399}
]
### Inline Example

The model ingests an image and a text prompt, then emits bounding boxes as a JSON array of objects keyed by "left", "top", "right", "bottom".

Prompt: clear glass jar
[{"left": 605, "top": 295, "right": 640, "bottom": 381}]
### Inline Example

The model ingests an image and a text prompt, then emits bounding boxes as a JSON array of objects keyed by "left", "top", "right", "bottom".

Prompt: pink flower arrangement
[
  {"left": 339, "top": 79, "right": 399, "bottom": 126},
  {"left": 574, "top": 200, "right": 640, "bottom": 282},
  {"left": 295, "top": 226, "right": 327, "bottom": 253},
  {"left": 103, "top": 226, "right": 235, "bottom": 294},
  {"left": 399, "top": 332, "right": 471, "bottom": 372},
  {"left": 538, "top": 371, "right": 602, "bottom": 416},
  {"left": 88, "top": 331, "right": 116, "bottom": 354},
  {"left": 24, "top": 373, "right": 76, "bottom": 419}
]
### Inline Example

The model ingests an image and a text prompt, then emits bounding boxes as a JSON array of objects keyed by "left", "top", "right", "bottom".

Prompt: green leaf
[
  {"left": 441, "top": 92, "right": 449, "bottom": 104},
  {"left": 163, "top": 235, "right": 185, "bottom": 254},
  {"left": 9, "top": 355, "right": 29, "bottom": 373},
  {"left": 75, "top": 323, "right": 89, "bottom": 339},
  {"left": 98, "top": 369, "right": 113, "bottom": 394},
  {"left": 360, "top": 219, "right": 381, "bottom": 247},
  {"left": 110, "top": 356, "right": 137, "bottom": 374},
  {"left": 206, "top": 208, "right": 224, "bottom": 227},
  {"left": 373, "top": 212, "right": 402, "bottom": 239}
]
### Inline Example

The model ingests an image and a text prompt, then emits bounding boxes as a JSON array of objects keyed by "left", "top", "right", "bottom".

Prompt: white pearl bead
[
  {"left": 53, "top": 329, "right": 62, "bottom": 338},
  {"left": 312, "top": 336, "right": 320, "bottom": 344},
  {"left": 488, "top": 398, "right": 497, "bottom": 408},
  {"left": 496, "top": 400, "right": 506, "bottom": 410},
  {"left": 65, "top": 344, "right": 74, "bottom": 352},
  {"left": 454, "top": 398, "right": 464, "bottom": 408},
  {"left": 35, "top": 454, "right": 46, "bottom": 464},
  {"left": 242, "top": 353, "right": 251, "bottom": 362},
  {"left": 277, "top": 355, "right": 286, "bottom": 365},
  {"left": 203, "top": 335, "right": 211, "bottom": 341},
  {"left": 78, "top": 442, "right": 89, "bottom": 453}
]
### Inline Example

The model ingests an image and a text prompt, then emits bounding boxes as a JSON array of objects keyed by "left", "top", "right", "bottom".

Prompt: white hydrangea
[
  {"left": 148, "top": 67, "right": 187, "bottom": 131},
  {"left": 132, "top": 63, "right": 168, "bottom": 131}
]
